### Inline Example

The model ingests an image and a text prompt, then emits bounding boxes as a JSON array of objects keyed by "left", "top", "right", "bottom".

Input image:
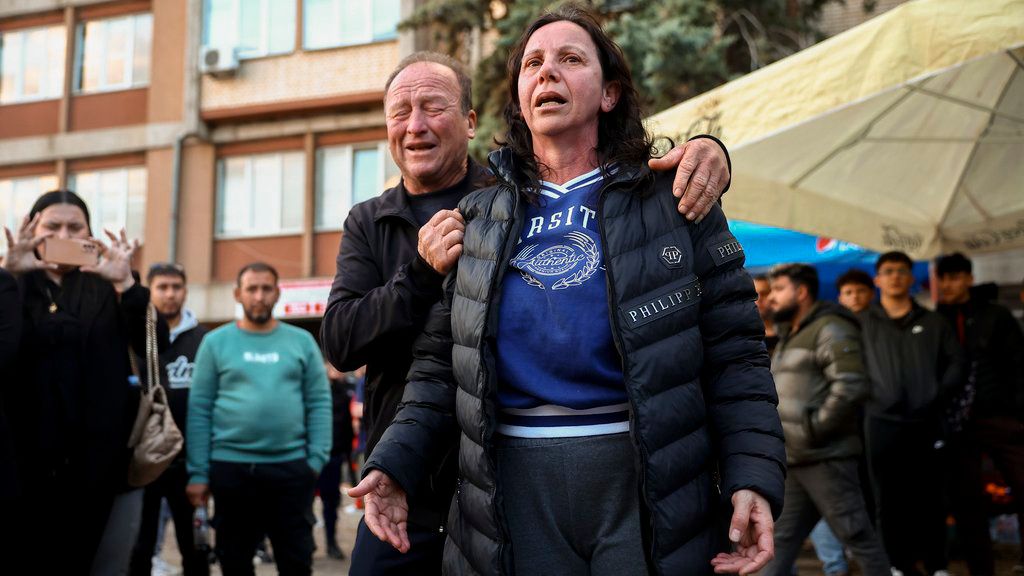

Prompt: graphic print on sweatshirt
[
  {"left": 166, "top": 355, "right": 195, "bottom": 389},
  {"left": 496, "top": 167, "right": 628, "bottom": 438}
]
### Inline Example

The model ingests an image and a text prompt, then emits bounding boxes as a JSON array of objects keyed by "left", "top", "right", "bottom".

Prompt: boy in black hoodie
[{"left": 129, "top": 263, "right": 210, "bottom": 576}]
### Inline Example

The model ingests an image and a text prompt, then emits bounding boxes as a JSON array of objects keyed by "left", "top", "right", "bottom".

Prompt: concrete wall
[
  {"left": 148, "top": 0, "right": 186, "bottom": 123},
  {"left": 176, "top": 140, "right": 217, "bottom": 284},
  {"left": 201, "top": 41, "right": 399, "bottom": 112}
]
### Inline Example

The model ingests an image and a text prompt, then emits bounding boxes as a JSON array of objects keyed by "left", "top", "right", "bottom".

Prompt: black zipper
[
  {"left": 596, "top": 177, "right": 659, "bottom": 573},
  {"left": 477, "top": 184, "right": 524, "bottom": 576}
]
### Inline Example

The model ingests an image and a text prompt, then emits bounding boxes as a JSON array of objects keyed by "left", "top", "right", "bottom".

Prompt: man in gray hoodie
[{"left": 129, "top": 263, "right": 210, "bottom": 576}]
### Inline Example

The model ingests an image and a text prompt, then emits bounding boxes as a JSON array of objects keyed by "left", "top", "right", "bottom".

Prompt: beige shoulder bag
[{"left": 127, "top": 302, "right": 183, "bottom": 487}]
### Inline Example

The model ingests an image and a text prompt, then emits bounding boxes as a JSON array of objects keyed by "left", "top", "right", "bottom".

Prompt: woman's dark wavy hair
[{"left": 500, "top": 3, "right": 654, "bottom": 195}]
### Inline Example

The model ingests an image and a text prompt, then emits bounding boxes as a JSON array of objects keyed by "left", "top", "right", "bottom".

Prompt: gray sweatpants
[
  {"left": 90, "top": 488, "right": 144, "bottom": 576},
  {"left": 495, "top": 432, "right": 648, "bottom": 576}
]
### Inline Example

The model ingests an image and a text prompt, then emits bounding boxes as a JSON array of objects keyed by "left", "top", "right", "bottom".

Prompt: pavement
[
  {"left": 154, "top": 493, "right": 1021, "bottom": 575},
  {"left": 158, "top": 492, "right": 360, "bottom": 575}
]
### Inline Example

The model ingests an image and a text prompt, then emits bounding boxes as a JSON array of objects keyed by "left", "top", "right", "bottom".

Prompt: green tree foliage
[{"left": 403, "top": 0, "right": 870, "bottom": 159}]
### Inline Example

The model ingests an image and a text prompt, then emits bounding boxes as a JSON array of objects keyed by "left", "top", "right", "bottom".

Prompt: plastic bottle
[{"left": 193, "top": 505, "right": 211, "bottom": 552}]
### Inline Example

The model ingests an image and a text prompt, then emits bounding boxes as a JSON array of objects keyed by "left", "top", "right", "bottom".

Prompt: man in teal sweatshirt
[{"left": 186, "top": 262, "right": 331, "bottom": 576}]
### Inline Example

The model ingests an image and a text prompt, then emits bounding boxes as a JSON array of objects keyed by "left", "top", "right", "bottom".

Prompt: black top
[
  {"left": 0, "top": 269, "right": 21, "bottom": 498},
  {"left": 320, "top": 159, "right": 492, "bottom": 529},
  {"left": 155, "top": 320, "right": 208, "bottom": 443},
  {"left": 5, "top": 269, "right": 166, "bottom": 497},
  {"left": 938, "top": 295, "right": 1024, "bottom": 419},
  {"left": 859, "top": 301, "right": 967, "bottom": 421},
  {"left": 329, "top": 377, "right": 355, "bottom": 458},
  {"left": 406, "top": 174, "right": 471, "bottom": 227}
]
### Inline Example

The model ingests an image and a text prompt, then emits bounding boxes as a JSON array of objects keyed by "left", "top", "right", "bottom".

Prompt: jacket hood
[
  {"left": 169, "top": 308, "right": 198, "bottom": 343},
  {"left": 781, "top": 300, "right": 859, "bottom": 338},
  {"left": 803, "top": 300, "right": 860, "bottom": 329}
]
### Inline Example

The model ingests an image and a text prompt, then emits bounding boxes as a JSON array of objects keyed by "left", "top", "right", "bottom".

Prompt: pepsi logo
[{"left": 815, "top": 237, "right": 838, "bottom": 253}]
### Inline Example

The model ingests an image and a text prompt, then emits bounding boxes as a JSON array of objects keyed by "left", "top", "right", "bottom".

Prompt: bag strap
[
  {"left": 129, "top": 303, "right": 159, "bottom": 396},
  {"left": 146, "top": 302, "right": 158, "bottom": 396}
]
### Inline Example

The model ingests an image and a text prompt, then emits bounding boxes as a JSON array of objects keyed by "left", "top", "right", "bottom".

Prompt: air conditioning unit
[{"left": 199, "top": 45, "right": 239, "bottom": 78}]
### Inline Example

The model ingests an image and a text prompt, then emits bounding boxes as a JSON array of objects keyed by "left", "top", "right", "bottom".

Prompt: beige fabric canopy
[{"left": 647, "top": 0, "right": 1024, "bottom": 258}]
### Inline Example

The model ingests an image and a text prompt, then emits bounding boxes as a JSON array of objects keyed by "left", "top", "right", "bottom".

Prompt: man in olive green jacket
[{"left": 761, "top": 264, "right": 892, "bottom": 576}]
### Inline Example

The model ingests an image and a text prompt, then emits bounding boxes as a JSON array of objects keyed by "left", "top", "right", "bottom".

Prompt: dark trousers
[
  {"left": 495, "top": 433, "right": 647, "bottom": 576},
  {"left": 866, "top": 415, "right": 948, "bottom": 576},
  {"left": 763, "top": 458, "right": 891, "bottom": 576},
  {"left": 316, "top": 453, "right": 344, "bottom": 545},
  {"left": 950, "top": 417, "right": 1024, "bottom": 575},
  {"left": 129, "top": 461, "right": 209, "bottom": 576},
  {"left": 209, "top": 459, "right": 317, "bottom": 576},
  {"left": 5, "top": 466, "right": 114, "bottom": 573},
  {"left": 349, "top": 517, "right": 445, "bottom": 575}
]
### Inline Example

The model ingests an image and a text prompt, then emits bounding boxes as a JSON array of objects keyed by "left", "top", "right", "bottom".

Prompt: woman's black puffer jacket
[{"left": 366, "top": 148, "right": 786, "bottom": 575}]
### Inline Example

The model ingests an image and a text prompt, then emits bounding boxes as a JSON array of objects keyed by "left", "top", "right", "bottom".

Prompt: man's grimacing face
[{"left": 384, "top": 62, "right": 476, "bottom": 194}]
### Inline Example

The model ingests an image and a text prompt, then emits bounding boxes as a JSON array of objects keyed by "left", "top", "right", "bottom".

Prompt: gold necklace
[{"left": 45, "top": 285, "right": 58, "bottom": 314}]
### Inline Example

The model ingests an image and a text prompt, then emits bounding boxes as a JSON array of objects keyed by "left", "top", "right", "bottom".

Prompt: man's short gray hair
[{"left": 384, "top": 51, "right": 473, "bottom": 115}]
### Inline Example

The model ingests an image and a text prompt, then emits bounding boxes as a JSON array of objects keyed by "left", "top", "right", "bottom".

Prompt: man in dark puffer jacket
[{"left": 761, "top": 264, "right": 891, "bottom": 576}]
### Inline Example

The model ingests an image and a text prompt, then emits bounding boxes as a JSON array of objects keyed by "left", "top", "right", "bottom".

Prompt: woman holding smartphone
[{"left": 1, "top": 189, "right": 163, "bottom": 573}]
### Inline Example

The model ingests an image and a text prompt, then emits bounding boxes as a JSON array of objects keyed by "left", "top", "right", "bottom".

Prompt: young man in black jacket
[
  {"left": 935, "top": 252, "right": 1024, "bottom": 576},
  {"left": 129, "top": 263, "right": 210, "bottom": 576},
  {"left": 859, "top": 251, "right": 967, "bottom": 576},
  {"left": 320, "top": 50, "right": 734, "bottom": 575}
]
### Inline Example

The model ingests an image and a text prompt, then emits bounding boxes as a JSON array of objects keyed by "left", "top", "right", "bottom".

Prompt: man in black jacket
[
  {"left": 935, "top": 252, "right": 1024, "bottom": 576},
  {"left": 859, "top": 251, "right": 967, "bottom": 576},
  {"left": 763, "top": 264, "right": 890, "bottom": 576},
  {"left": 129, "top": 263, "right": 210, "bottom": 576},
  {"left": 320, "top": 50, "right": 734, "bottom": 574}
]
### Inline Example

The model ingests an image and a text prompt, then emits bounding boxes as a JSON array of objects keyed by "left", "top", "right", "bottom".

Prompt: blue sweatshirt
[
  {"left": 495, "top": 168, "right": 628, "bottom": 437},
  {"left": 186, "top": 322, "right": 332, "bottom": 484}
]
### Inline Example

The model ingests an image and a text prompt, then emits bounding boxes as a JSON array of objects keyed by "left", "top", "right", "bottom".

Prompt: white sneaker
[
  {"left": 151, "top": 556, "right": 183, "bottom": 576},
  {"left": 890, "top": 569, "right": 904, "bottom": 576}
]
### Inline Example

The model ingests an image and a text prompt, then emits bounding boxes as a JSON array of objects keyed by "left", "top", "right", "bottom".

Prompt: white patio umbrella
[{"left": 647, "top": 0, "right": 1024, "bottom": 259}]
